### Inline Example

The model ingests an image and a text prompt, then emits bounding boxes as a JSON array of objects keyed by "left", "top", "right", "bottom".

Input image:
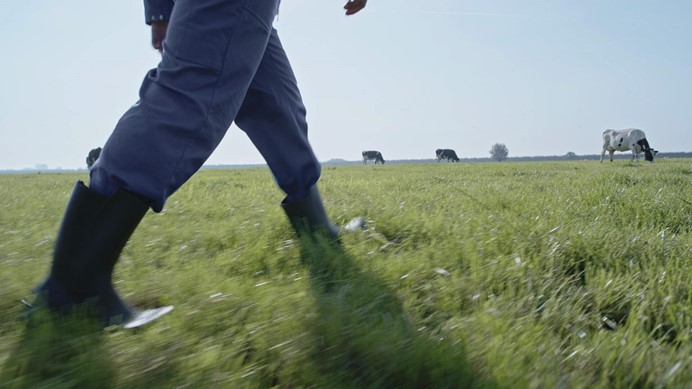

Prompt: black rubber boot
[
  {"left": 33, "top": 181, "right": 150, "bottom": 326},
  {"left": 281, "top": 186, "right": 340, "bottom": 239}
]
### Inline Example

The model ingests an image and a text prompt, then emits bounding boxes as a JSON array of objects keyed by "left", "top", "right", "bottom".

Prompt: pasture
[{"left": 1, "top": 160, "right": 690, "bottom": 388}]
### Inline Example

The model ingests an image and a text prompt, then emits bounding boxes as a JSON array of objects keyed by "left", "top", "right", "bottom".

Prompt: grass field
[{"left": 1, "top": 160, "right": 690, "bottom": 388}]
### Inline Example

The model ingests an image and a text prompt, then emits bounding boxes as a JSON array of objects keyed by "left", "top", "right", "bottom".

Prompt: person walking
[{"left": 31, "top": 0, "right": 369, "bottom": 327}]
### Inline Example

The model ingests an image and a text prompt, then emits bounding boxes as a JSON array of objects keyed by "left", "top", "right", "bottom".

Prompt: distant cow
[
  {"left": 600, "top": 129, "right": 657, "bottom": 163},
  {"left": 362, "top": 150, "right": 385, "bottom": 165},
  {"left": 436, "top": 149, "right": 460, "bottom": 162},
  {"left": 86, "top": 147, "right": 102, "bottom": 169}
]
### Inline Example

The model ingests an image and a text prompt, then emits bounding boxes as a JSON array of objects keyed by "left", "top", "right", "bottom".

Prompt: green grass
[{"left": 1, "top": 160, "right": 690, "bottom": 388}]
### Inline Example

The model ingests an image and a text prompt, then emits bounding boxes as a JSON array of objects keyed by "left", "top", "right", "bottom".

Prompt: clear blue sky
[{"left": 1, "top": 0, "right": 690, "bottom": 170}]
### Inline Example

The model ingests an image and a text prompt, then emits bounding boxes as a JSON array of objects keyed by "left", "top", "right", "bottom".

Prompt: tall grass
[{"left": 1, "top": 160, "right": 690, "bottom": 388}]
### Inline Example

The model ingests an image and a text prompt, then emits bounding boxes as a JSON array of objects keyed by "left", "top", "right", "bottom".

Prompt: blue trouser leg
[
  {"left": 235, "top": 28, "right": 320, "bottom": 203},
  {"left": 90, "top": 0, "right": 299, "bottom": 212}
]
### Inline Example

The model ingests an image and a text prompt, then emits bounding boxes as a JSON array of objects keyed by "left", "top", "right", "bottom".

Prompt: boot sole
[
  {"left": 123, "top": 306, "right": 174, "bottom": 329},
  {"left": 20, "top": 299, "right": 173, "bottom": 329}
]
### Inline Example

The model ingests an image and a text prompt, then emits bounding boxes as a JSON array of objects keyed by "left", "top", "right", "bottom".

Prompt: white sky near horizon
[{"left": 1, "top": 0, "right": 691, "bottom": 170}]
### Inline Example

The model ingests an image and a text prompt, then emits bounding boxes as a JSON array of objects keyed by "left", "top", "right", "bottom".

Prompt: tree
[
  {"left": 565, "top": 151, "right": 577, "bottom": 159},
  {"left": 489, "top": 143, "right": 509, "bottom": 162}
]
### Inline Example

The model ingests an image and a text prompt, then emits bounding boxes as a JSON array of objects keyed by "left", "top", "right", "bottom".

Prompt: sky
[{"left": 1, "top": 0, "right": 691, "bottom": 170}]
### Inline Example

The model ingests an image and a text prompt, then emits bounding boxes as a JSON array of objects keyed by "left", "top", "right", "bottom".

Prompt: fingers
[
  {"left": 152, "top": 39, "right": 163, "bottom": 53},
  {"left": 343, "top": 0, "right": 367, "bottom": 16}
]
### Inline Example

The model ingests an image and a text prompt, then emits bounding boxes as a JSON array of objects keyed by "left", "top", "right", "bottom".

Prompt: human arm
[
  {"left": 343, "top": 0, "right": 367, "bottom": 15},
  {"left": 144, "top": 0, "right": 174, "bottom": 52}
]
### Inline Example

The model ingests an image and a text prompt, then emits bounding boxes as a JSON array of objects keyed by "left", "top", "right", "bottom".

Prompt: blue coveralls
[{"left": 90, "top": 0, "right": 320, "bottom": 212}]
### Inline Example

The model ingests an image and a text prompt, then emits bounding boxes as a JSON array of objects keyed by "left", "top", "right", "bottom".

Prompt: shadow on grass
[
  {"left": 298, "top": 235, "right": 494, "bottom": 388},
  {"left": 0, "top": 308, "right": 115, "bottom": 388}
]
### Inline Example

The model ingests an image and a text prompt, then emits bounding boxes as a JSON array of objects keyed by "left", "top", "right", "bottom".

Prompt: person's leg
[
  {"left": 35, "top": 0, "right": 281, "bottom": 325},
  {"left": 33, "top": 181, "right": 152, "bottom": 326},
  {"left": 234, "top": 29, "right": 338, "bottom": 237},
  {"left": 91, "top": 0, "right": 281, "bottom": 211}
]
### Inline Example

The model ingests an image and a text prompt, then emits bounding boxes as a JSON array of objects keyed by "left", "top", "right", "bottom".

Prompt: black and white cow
[
  {"left": 436, "top": 148, "right": 460, "bottom": 162},
  {"left": 362, "top": 150, "right": 385, "bottom": 165},
  {"left": 86, "top": 147, "right": 102, "bottom": 169},
  {"left": 600, "top": 129, "right": 657, "bottom": 163}
]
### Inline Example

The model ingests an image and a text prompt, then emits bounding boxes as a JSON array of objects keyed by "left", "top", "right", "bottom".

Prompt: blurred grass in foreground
[{"left": 1, "top": 160, "right": 690, "bottom": 388}]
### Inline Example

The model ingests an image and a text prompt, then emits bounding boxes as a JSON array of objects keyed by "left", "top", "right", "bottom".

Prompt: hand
[
  {"left": 151, "top": 22, "right": 169, "bottom": 53},
  {"left": 343, "top": 0, "right": 367, "bottom": 16}
]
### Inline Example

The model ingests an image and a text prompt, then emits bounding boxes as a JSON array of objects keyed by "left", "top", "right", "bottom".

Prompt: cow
[
  {"left": 600, "top": 129, "right": 657, "bottom": 163},
  {"left": 436, "top": 148, "right": 460, "bottom": 162},
  {"left": 86, "top": 147, "right": 102, "bottom": 169},
  {"left": 362, "top": 150, "right": 385, "bottom": 165}
]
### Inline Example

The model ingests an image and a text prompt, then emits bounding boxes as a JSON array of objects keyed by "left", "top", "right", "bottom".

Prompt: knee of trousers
[{"left": 89, "top": 97, "right": 230, "bottom": 212}]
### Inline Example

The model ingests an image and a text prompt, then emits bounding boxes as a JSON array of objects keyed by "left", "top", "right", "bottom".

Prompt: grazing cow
[
  {"left": 362, "top": 150, "right": 385, "bottom": 165},
  {"left": 600, "top": 129, "right": 657, "bottom": 163},
  {"left": 436, "top": 148, "right": 460, "bottom": 162},
  {"left": 86, "top": 147, "right": 102, "bottom": 169}
]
